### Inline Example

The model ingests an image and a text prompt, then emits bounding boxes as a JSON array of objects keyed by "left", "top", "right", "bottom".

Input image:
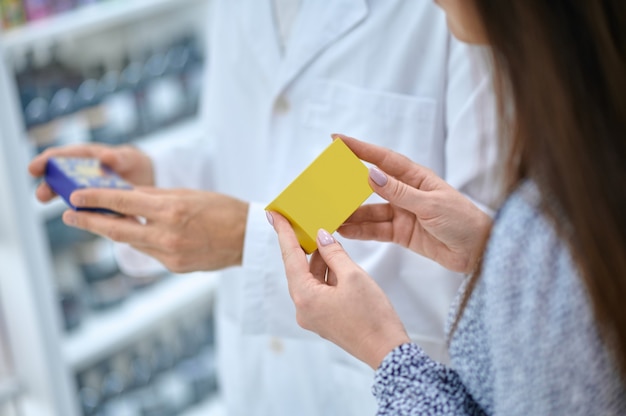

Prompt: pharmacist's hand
[
  {"left": 62, "top": 187, "right": 248, "bottom": 273},
  {"left": 336, "top": 134, "right": 492, "bottom": 274},
  {"left": 28, "top": 143, "right": 154, "bottom": 202},
  {"left": 268, "top": 211, "right": 410, "bottom": 370}
]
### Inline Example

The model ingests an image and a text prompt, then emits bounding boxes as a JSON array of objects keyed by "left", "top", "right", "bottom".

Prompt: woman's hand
[
  {"left": 268, "top": 211, "right": 411, "bottom": 370},
  {"left": 28, "top": 143, "right": 155, "bottom": 202},
  {"left": 336, "top": 135, "right": 493, "bottom": 274},
  {"left": 60, "top": 187, "right": 248, "bottom": 273}
]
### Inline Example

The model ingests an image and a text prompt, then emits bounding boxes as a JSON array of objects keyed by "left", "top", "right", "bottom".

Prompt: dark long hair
[{"left": 453, "top": 1, "right": 626, "bottom": 378}]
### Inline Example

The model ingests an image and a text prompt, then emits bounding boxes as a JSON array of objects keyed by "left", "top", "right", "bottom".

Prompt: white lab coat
[{"left": 119, "top": 0, "right": 498, "bottom": 415}]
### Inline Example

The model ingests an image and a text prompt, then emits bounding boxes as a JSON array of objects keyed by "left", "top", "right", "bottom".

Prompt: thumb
[
  {"left": 368, "top": 166, "right": 427, "bottom": 214},
  {"left": 268, "top": 212, "right": 326, "bottom": 294},
  {"left": 316, "top": 229, "right": 358, "bottom": 278}
]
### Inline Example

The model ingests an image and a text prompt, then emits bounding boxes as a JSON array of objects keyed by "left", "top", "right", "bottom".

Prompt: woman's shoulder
[
  {"left": 480, "top": 180, "right": 626, "bottom": 414},
  {"left": 493, "top": 180, "right": 543, "bottom": 229},
  {"left": 487, "top": 180, "right": 566, "bottom": 276},
  {"left": 483, "top": 178, "right": 581, "bottom": 311}
]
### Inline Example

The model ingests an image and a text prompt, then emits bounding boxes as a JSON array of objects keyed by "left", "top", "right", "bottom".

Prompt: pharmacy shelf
[
  {"left": 1, "top": 0, "right": 204, "bottom": 51},
  {"left": 34, "top": 118, "right": 204, "bottom": 222},
  {"left": 0, "top": 1, "right": 210, "bottom": 414},
  {"left": 64, "top": 271, "right": 219, "bottom": 371}
]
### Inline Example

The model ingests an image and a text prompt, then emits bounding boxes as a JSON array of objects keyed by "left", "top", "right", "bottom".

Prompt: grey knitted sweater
[{"left": 372, "top": 182, "right": 626, "bottom": 415}]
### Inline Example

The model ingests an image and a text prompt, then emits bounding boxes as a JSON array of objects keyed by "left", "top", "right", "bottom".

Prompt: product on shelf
[
  {"left": 78, "top": 239, "right": 131, "bottom": 310},
  {"left": 77, "top": 366, "right": 105, "bottom": 416},
  {"left": 142, "top": 49, "right": 186, "bottom": 133},
  {"left": 118, "top": 55, "right": 146, "bottom": 138},
  {"left": 59, "top": 289, "right": 83, "bottom": 331},
  {"left": 100, "top": 352, "right": 132, "bottom": 401},
  {"left": 179, "top": 34, "right": 205, "bottom": 118},
  {"left": 97, "top": 67, "right": 139, "bottom": 145},
  {"left": 13, "top": 47, "right": 74, "bottom": 152},
  {"left": 74, "top": 68, "right": 110, "bottom": 144},
  {"left": 153, "top": 370, "right": 195, "bottom": 413},
  {"left": 53, "top": 0, "right": 77, "bottom": 14},
  {"left": 74, "top": 307, "right": 217, "bottom": 416},
  {"left": 50, "top": 87, "right": 93, "bottom": 145},
  {"left": 18, "top": 45, "right": 83, "bottom": 153},
  {"left": 175, "top": 347, "right": 217, "bottom": 406},
  {"left": 16, "top": 34, "right": 205, "bottom": 153},
  {"left": 0, "top": 0, "right": 26, "bottom": 29},
  {"left": 53, "top": 249, "right": 85, "bottom": 332},
  {"left": 24, "top": 95, "right": 55, "bottom": 154},
  {"left": 22, "top": 0, "right": 53, "bottom": 22},
  {"left": 1, "top": 0, "right": 108, "bottom": 29},
  {"left": 14, "top": 49, "right": 38, "bottom": 108}
]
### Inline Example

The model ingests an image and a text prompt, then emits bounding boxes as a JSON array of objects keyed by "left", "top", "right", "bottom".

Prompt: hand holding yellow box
[{"left": 266, "top": 138, "right": 373, "bottom": 253}]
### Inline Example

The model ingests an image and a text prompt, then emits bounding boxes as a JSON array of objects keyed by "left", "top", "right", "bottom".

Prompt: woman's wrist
[{"left": 364, "top": 332, "right": 412, "bottom": 370}]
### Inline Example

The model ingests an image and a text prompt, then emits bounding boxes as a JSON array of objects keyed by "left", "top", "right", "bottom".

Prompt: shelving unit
[
  {"left": 2, "top": 0, "right": 205, "bottom": 51},
  {"left": 0, "top": 40, "right": 77, "bottom": 415},
  {"left": 65, "top": 271, "right": 219, "bottom": 371},
  {"left": 0, "top": 1, "right": 217, "bottom": 415}
]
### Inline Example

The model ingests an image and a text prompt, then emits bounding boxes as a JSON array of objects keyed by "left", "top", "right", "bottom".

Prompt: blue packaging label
[{"left": 52, "top": 157, "right": 132, "bottom": 189}]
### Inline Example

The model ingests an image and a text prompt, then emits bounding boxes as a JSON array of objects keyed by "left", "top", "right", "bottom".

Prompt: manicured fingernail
[
  {"left": 266, "top": 211, "right": 274, "bottom": 226},
  {"left": 317, "top": 229, "right": 335, "bottom": 247},
  {"left": 369, "top": 166, "right": 388, "bottom": 187}
]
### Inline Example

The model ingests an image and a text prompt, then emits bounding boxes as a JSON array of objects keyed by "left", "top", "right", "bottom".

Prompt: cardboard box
[
  {"left": 45, "top": 157, "right": 132, "bottom": 214},
  {"left": 266, "top": 139, "right": 373, "bottom": 253}
]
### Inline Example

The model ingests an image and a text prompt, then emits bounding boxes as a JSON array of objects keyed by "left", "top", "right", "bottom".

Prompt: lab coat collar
[{"left": 243, "top": 0, "right": 369, "bottom": 95}]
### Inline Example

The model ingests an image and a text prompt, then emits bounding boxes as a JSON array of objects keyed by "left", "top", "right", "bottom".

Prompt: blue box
[{"left": 45, "top": 157, "right": 132, "bottom": 214}]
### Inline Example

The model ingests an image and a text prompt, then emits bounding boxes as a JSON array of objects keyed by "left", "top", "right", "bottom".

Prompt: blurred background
[{"left": 0, "top": 1, "right": 222, "bottom": 415}]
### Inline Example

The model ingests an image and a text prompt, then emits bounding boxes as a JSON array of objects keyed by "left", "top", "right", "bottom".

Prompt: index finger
[
  {"left": 332, "top": 134, "right": 435, "bottom": 188},
  {"left": 70, "top": 188, "right": 162, "bottom": 218}
]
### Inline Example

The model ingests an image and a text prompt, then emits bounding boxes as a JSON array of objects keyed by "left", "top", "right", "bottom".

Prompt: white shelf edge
[
  {"left": 33, "top": 118, "right": 203, "bottom": 222},
  {"left": 1, "top": 0, "right": 204, "bottom": 51},
  {"left": 182, "top": 394, "right": 225, "bottom": 416},
  {"left": 63, "top": 271, "right": 219, "bottom": 371}
]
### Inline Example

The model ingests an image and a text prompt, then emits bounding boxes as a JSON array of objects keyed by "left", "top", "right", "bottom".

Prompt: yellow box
[{"left": 266, "top": 138, "right": 373, "bottom": 253}]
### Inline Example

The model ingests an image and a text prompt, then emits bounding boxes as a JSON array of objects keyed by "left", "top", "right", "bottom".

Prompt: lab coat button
[
  {"left": 270, "top": 337, "right": 284, "bottom": 354},
  {"left": 274, "top": 96, "right": 290, "bottom": 114}
]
